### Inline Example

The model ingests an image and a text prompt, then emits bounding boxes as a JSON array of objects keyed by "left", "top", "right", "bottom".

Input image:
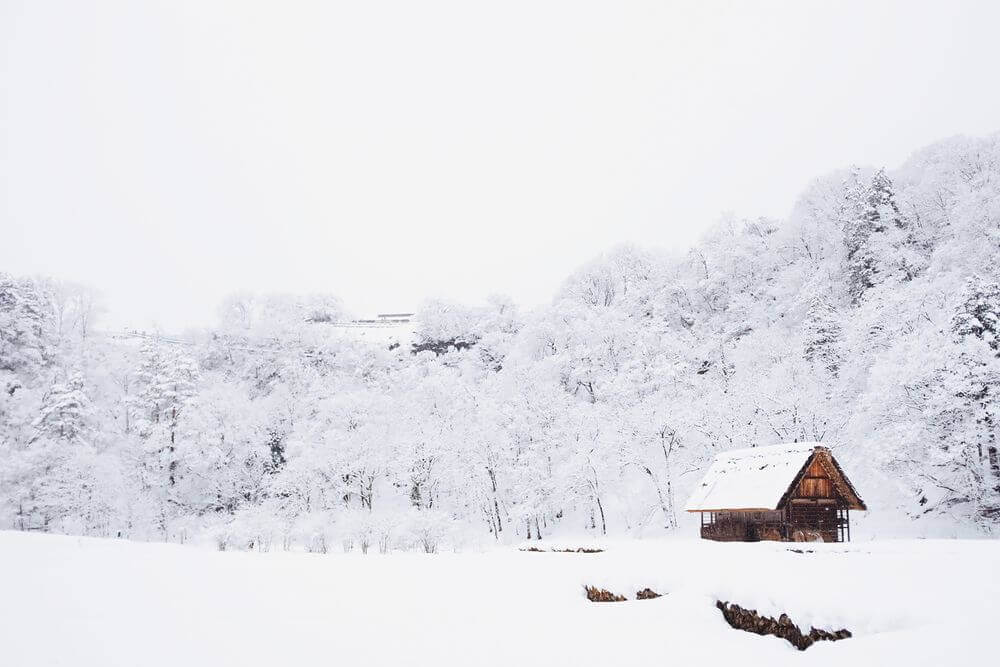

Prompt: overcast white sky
[{"left": 2, "top": 1, "right": 999, "bottom": 331}]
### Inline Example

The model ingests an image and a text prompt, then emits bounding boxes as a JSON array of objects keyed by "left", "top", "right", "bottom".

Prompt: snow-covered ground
[{"left": 1, "top": 532, "right": 996, "bottom": 666}]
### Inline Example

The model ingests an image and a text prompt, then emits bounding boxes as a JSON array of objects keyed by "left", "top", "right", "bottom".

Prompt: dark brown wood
[{"left": 700, "top": 510, "right": 790, "bottom": 541}]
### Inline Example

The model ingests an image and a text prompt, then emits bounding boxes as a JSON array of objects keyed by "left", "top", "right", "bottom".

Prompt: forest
[{"left": 2, "top": 133, "right": 999, "bottom": 551}]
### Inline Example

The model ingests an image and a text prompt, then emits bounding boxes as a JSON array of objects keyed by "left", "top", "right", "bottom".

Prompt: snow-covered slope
[{"left": 1, "top": 531, "right": 995, "bottom": 667}]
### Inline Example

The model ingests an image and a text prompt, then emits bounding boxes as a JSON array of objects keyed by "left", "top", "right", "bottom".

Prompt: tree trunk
[
  {"left": 596, "top": 496, "right": 607, "bottom": 535},
  {"left": 660, "top": 438, "right": 679, "bottom": 529},
  {"left": 645, "top": 466, "right": 673, "bottom": 529}
]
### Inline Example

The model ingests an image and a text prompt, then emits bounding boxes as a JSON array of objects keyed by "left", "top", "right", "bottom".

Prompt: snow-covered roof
[{"left": 684, "top": 442, "right": 820, "bottom": 512}]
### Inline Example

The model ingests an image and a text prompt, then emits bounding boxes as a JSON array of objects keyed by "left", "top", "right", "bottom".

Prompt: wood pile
[
  {"left": 715, "top": 600, "right": 851, "bottom": 650},
  {"left": 584, "top": 586, "right": 627, "bottom": 602}
]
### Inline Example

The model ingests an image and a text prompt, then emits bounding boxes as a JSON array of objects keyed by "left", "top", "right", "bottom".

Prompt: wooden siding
[
  {"left": 700, "top": 510, "right": 790, "bottom": 542},
  {"left": 799, "top": 477, "right": 833, "bottom": 497},
  {"left": 701, "top": 504, "right": 849, "bottom": 543},
  {"left": 786, "top": 503, "right": 842, "bottom": 543},
  {"left": 793, "top": 459, "right": 838, "bottom": 497}
]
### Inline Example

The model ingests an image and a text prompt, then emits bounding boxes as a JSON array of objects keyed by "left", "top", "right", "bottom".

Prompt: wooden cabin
[{"left": 685, "top": 443, "right": 866, "bottom": 543}]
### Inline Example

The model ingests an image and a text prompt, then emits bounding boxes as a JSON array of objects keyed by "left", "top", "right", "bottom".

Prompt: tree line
[{"left": 2, "top": 133, "right": 999, "bottom": 550}]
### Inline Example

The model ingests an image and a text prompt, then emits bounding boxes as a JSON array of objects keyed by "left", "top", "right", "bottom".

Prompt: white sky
[{"left": 2, "top": 1, "right": 999, "bottom": 331}]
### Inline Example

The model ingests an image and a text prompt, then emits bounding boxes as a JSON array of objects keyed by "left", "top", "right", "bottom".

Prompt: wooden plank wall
[{"left": 786, "top": 504, "right": 841, "bottom": 543}]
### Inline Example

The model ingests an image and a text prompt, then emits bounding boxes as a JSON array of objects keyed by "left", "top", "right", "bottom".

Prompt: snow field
[{"left": 1, "top": 532, "right": 997, "bottom": 666}]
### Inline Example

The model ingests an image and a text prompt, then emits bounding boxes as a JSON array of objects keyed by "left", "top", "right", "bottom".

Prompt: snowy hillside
[
  {"left": 2, "top": 133, "right": 1000, "bottom": 547},
  {"left": 1, "top": 531, "right": 996, "bottom": 667}
]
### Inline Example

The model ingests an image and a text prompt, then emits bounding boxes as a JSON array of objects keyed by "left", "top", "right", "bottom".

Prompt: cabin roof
[{"left": 684, "top": 442, "right": 865, "bottom": 512}]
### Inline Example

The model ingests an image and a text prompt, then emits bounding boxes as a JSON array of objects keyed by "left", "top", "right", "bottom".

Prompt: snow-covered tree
[
  {"left": 31, "top": 373, "right": 92, "bottom": 444},
  {"left": 803, "top": 295, "right": 843, "bottom": 377},
  {"left": 953, "top": 276, "right": 1000, "bottom": 352}
]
